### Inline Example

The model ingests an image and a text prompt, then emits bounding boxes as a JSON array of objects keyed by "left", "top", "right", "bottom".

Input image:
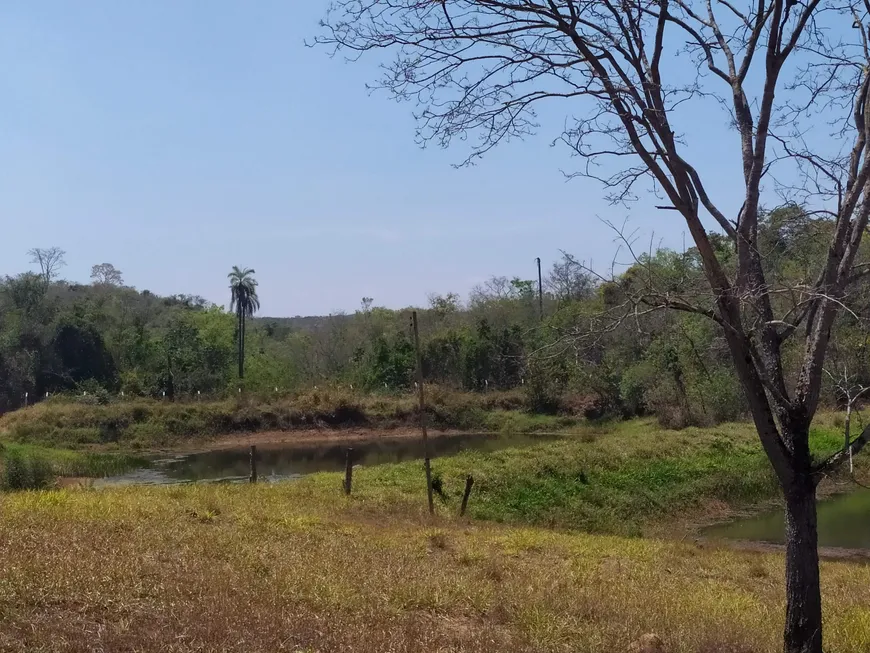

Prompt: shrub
[
  {"left": 125, "top": 422, "right": 169, "bottom": 447},
  {"left": 701, "top": 370, "right": 745, "bottom": 424},
  {"left": 523, "top": 358, "right": 567, "bottom": 414},
  {"left": 2, "top": 450, "right": 53, "bottom": 491}
]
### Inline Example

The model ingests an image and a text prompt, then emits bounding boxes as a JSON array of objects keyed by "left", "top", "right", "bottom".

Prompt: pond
[
  {"left": 706, "top": 490, "right": 870, "bottom": 550},
  {"left": 96, "top": 431, "right": 556, "bottom": 487}
]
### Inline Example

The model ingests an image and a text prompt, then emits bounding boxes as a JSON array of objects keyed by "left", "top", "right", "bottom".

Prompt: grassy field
[
  {"left": 1, "top": 482, "right": 869, "bottom": 653},
  {"left": 0, "top": 389, "right": 578, "bottom": 449},
  {"left": 2, "top": 399, "right": 869, "bottom": 650},
  {"left": 301, "top": 415, "right": 863, "bottom": 536}
]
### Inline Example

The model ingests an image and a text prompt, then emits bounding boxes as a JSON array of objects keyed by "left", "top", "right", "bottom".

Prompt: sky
[{"left": 0, "top": 1, "right": 749, "bottom": 317}]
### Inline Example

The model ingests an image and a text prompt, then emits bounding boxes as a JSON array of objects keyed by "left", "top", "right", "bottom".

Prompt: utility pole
[
  {"left": 536, "top": 257, "right": 544, "bottom": 321},
  {"left": 411, "top": 311, "right": 435, "bottom": 515}
]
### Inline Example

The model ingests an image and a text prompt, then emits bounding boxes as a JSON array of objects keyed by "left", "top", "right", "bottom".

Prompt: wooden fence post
[
  {"left": 411, "top": 311, "right": 435, "bottom": 515},
  {"left": 344, "top": 447, "right": 353, "bottom": 495},
  {"left": 460, "top": 475, "right": 475, "bottom": 517},
  {"left": 249, "top": 445, "right": 258, "bottom": 483}
]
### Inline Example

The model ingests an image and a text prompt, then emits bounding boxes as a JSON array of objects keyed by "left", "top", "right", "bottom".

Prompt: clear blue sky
[{"left": 0, "top": 1, "right": 746, "bottom": 317}]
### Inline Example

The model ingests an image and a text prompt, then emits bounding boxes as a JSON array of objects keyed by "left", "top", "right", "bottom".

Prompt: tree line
[{"left": 4, "top": 207, "right": 867, "bottom": 426}]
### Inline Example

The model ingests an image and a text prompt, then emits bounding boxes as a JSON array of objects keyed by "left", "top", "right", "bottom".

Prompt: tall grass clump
[{"left": 1, "top": 449, "right": 53, "bottom": 491}]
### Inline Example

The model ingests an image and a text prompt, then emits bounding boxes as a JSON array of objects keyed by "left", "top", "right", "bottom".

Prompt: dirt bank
[
  {"left": 159, "top": 427, "right": 479, "bottom": 453},
  {"left": 700, "top": 538, "right": 870, "bottom": 563}
]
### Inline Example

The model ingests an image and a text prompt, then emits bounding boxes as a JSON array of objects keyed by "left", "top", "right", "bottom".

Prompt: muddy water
[
  {"left": 96, "top": 432, "right": 557, "bottom": 487},
  {"left": 706, "top": 490, "right": 870, "bottom": 550}
]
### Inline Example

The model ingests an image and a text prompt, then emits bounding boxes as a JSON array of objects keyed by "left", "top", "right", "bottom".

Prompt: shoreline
[
  {"left": 172, "top": 427, "right": 473, "bottom": 450},
  {"left": 700, "top": 537, "right": 870, "bottom": 563},
  {"left": 140, "top": 426, "right": 573, "bottom": 455},
  {"left": 148, "top": 426, "right": 522, "bottom": 454}
]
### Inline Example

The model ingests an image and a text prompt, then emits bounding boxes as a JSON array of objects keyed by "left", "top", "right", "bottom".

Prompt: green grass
[
  {"left": 300, "top": 417, "right": 867, "bottom": 536},
  {"left": 0, "top": 442, "right": 148, "bottom": 488},
  {"left": 2, "top": 392, "right": 862, "bottom": 535}
]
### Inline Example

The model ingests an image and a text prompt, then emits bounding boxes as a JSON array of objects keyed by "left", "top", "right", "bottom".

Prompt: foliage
[
  {"left": 0, "top": 231, "right": 863, "bottom": 431},
  {"left": 90, "top": 263, "right": 123, "bottom": 286},
  {"left": 1, "top": 448, "right": 53, "bottom": 490}
]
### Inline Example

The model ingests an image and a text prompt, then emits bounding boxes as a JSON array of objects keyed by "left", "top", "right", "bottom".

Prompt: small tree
[
  {"left": 546, "top": 252, "right": 595, "bottom": 303},
  {"left": 90, "top": 263, "right": 123, "bottom": 286},
  {"left": 318, "top": 3, "right": 870, "bottom": 651}
]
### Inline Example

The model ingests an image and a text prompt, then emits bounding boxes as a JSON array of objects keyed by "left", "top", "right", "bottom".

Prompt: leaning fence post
[
  {"left": 249, "top": 445, "right": 258, "bottom": 483},
  {"left": 460, "top": 475, "right": 475, "bottom": 517},
  {"left": 344, "top": 448, "right": 354, "bottom": 495}
]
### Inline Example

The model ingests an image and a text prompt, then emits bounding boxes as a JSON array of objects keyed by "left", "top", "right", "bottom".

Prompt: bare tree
[
  {"left": 468, "top": 275, "right": 514, "bottom": 306},
  {"left": 825, "top": 365, "right": 870, "bottom": 471},
  {"left": 546, "top": 251, "right": 595, "bottom": 302},
  {"left": 317, "top": 2, "right": 870, "bottom": 651},
  {"left": 90, "top": 263, "right": 123, "bottom": 286},
  {"left": 28, "top": 247, "right": 66, "bottom": 284}
]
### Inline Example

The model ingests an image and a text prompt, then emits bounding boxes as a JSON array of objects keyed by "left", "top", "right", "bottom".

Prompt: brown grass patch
[{"left": 0, "top": 484, "right": 867, "bottom": 652}]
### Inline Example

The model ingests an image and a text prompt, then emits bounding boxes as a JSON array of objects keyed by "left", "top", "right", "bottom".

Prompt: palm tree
[{"left": 228, "top": 266, "right": 260, "bottom": 379}]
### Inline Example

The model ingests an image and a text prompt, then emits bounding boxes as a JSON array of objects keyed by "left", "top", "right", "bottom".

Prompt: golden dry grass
[{"left": 1, "top": 482, "right": 869, "bottom": 652}]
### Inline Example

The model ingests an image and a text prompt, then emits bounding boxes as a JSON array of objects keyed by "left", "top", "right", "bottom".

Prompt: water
[
  {"left": 96, "top": 432, "right": 556, "bottom": 487},
  {"left": 707, "top": 490, "right": 870, "bottom": 550}
]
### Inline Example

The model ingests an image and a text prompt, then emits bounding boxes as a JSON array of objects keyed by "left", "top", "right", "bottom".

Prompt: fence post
[
  {"left": 411, "top": 311, "right": 435, "bottom": 515},
  {"left": 342, "top": 447, "right": 353, "bottom": 495},
  {"left": 344, "top": 448, "right": 353, "bottom": 495},
  {"left": 249, "top": 445, "right": 258, "bottom": 483},
  {"left": 460, "top": 475, "right": 475, "bottom": 517}
]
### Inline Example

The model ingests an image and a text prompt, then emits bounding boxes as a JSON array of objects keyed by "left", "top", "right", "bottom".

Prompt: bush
[
  {"left": 2, "top": 450, "right": 53, "bottom": 491},
  {"left": 524, "top": 358, "right": 567, "bottom": 414},
  {"left": 701, "top": 371, "right": 745, "bottom": 424}
]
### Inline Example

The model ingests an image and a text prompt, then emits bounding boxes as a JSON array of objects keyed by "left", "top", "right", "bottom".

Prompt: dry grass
[{"left": 1, "top": 482, "right": 869, "bottom": 653}]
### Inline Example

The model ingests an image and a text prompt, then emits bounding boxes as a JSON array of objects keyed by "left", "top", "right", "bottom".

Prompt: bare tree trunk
[
  {"left": 241, "top": 314, "right": 246, "bottom": 379},
  {"left": 783, "top": 437, "right": 822, "bottom": 653}
]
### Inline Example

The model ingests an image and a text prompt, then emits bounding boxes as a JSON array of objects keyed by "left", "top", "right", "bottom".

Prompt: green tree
[{"left": 228, "top": 266, "right": 260, "bottom": 379}]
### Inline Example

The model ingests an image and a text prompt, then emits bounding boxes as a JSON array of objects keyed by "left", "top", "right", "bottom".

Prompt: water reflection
[
  {"left": 98, "top": 432, "right": 556, "bottom": 486},
  {"left": 706, "top": 489, "right": 870, "bottom": 550}
]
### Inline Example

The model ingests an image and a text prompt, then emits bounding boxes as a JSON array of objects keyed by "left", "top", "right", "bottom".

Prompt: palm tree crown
[{"left": 228, "top": 266, "right": 260, "bottom": 317}]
